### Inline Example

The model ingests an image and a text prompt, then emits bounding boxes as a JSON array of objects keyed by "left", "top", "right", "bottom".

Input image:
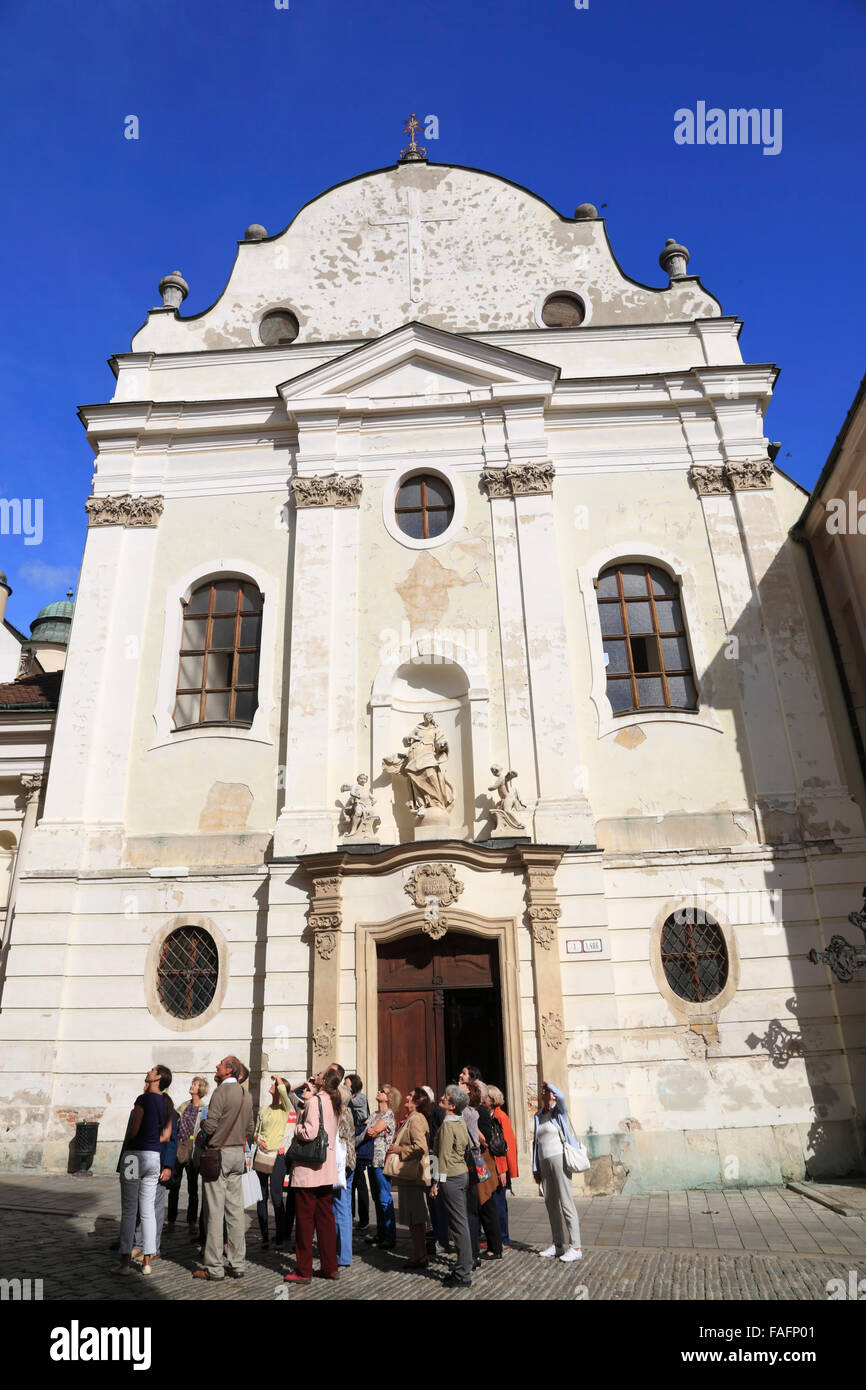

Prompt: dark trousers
[
  {"left": 256, "top": 1155, "right": 294, "bottom": 1243},
  {"left": 493, "top": 1185, "right": 510, "bottom": 1245},
  {"left": 427, "top": 1187, "right": 449, "bottom": 1245},
  {"left": 479, "top": 1186, "right": 503, "bottom": 1256},
  {"left": 352, "top": 1159, "right": 370, "bottom": 1226},
  {"left": 439, "top": 1173, "right": 472, "bottom": 1283},
  {"left": 293, "top": 1185, "right": 338, "bottom": 1279},
  {"left": 167, "top": 1162, "right": 199, "bottom": 1225}
]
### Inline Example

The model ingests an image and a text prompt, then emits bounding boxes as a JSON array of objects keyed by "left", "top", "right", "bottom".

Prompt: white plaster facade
[{"left": 2, "top": 159, "right": 865, "bottom": 1192}]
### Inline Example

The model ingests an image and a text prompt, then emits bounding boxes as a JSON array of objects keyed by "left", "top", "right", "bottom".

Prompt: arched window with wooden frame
[
  {"left": 174, "top": 578, "right": 262, "bottom": 729},
  {"left": 595, "top": 562, "right": 697, "bottom": 714}
]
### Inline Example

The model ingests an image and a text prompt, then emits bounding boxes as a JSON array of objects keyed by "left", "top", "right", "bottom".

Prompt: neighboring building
[
  {"left": 793, "top": 375, "right": 866, "bottom": 820},
  {"left": 0, "top": 587, "right": 71, "bottom": 1017},
  {"left": 0, "top": 574, "right": 26, "bottom": 682},
  {"left": 2, "top": 140, "right": 865, "bottom": 1191}
]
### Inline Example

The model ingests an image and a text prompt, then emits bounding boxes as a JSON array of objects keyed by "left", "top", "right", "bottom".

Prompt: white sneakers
[
  {"left": 559, "top": 1247, "right": 583, "bottom": 1262},
  {"left": 539, "top": 1244, "right": 560, "bottom": 1257}
]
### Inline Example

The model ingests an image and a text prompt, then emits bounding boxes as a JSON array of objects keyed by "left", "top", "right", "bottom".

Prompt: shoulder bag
[
  {"left": 383, "top": 1120, "right": 431, "bottom": 1186},
  {"left": 559, "top": 1119, "right": 590, "bottom": 1175},
  {"left": 286, "top": 1094, "right": 328, "bottom": 1167},
  {"left": 200, "top": 1087, "right": 247, "bottom": 1183},
  {"left": 487, "top": 1115, "right": 508, "bottom": 1159}
]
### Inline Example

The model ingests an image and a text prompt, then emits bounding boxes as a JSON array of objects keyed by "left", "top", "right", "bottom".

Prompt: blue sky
[{"left": 0, "top": 0, "right": 863, "bottom": 632}]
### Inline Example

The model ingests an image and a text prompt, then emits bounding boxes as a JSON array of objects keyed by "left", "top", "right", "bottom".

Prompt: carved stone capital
[
  {"left": 688, "top": 465, "right": 728, "bottom": 497},
  {"left": 20, "top": 774, "right": 43, "bottom": 805},
  {"left": 311, "top": 1021, "right": 336, "bottom": 1059},
  {"left": 307, "top": 873, "right": 342, "bottom": 954},
  {"left": 292, "top": 473, "right": 363, "bottom": 509},
  {"left": 541, "top": 1011, "right": 564, "bottom": 1050},
  {"left": 481, "top": 462, "right": 555, "bottom": 499},
  {"left": 85, "top": 494, "right": 164, "bottom": 527},
  {"left": 725, "top": 460, "right": 774, "bottom": 491},
  {"left": 520, "top": 850, "right": 563, "bottom": 950}
]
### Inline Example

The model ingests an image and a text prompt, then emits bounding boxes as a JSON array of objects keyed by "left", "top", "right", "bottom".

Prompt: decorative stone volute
[
  {"left": 158, "top": 271, "right": 189, "bottom": 310},
  {"left": 659, "top": 238, "right": 690, "bottom": 282},
  {"left": 291, "top": 473, "right": 363, "bottom": 509},
  {"left": 307, "top": 871, "right": 343, "bottom": 960},
  {"left": 85, "top": 494, "right": 164, "bottom": 528}
]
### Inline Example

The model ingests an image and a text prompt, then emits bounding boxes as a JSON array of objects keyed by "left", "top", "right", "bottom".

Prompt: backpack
[{"left": 487, "top": 1115, "right": 508, "bottom": 1159}]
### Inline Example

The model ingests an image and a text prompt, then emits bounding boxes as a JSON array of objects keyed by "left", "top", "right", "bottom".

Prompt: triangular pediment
[{"left": 277, "top": 321, "right": 559, "bottom": 415}]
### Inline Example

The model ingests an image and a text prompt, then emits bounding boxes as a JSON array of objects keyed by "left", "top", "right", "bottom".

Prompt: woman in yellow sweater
[{"left": 253, "top": 1075, "right": 295, "bottom": 1249}]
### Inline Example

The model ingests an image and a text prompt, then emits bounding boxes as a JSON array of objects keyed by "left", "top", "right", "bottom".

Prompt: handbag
[
  {"left": 334, "top": 1136, "right": 347, "bottom": 1190},
  {"left": 176, "top": 1137, "right": 192, "bottom": 1166},
  {"left": 286, "top": 1094, "right": 329, "bottom": 1167},
  {"left": 242, "top": 1167, "right": 261, "bottom": 1209},
  {"left": 383, "top": 1120, "right": 431, "bottom": 1186},
  {"left": 252, "top": 1142, "right": 277, "bottom": 1173},
  {"left": 559, "top": 1123, "right": 590, "bottom": 1175},
  {"left": 200, "top": 1086, "right": 247, "bottom": 1183},
  {"left": 487, "top": 1115, "right": 508, "bottom": 1159}
]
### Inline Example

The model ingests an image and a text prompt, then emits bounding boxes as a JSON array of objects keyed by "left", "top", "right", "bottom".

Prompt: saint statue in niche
[{"left": 382, "top": 712, "right": 455, "bottom": 820}]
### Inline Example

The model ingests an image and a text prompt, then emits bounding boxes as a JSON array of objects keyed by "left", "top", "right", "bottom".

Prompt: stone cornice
[
  {"left": 286, "top": 840, "right": 585, "bottom": 879},
  {"left": 85, "top": 494, "right": 165, "bottom": 527},
  {"left": 481, "top": 462, "right": 555, "bottom": 499},
  {"left": 291, "top": 473, "right": 363, "bottom": 509}
]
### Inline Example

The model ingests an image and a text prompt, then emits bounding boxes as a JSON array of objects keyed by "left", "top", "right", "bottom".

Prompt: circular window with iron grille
[
  {"left": 157, "top": 926, "right": 219, "bottom": 1020},
  {"left": 660, "top": 909, "right": 728, "bottom": 1003}
]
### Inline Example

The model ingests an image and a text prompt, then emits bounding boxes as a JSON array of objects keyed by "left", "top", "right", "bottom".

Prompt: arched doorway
[{"left": 377, "top": 931, "right": 507, "bottom": 1102}]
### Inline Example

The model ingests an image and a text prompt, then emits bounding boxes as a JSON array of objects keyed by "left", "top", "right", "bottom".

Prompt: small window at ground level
[
  {"left": 661, "top": 909, "right": 728, "bottom": 1003},
  {"left": 157, "top": 926, "right": 219, "bottom": 1020},
  {"left": 395, "top": 473, "right": 454, "bottom": 540}
]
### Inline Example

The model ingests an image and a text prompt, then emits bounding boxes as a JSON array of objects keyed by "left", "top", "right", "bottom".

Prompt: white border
[
  {"left": 381, "top": 463, "right": 467, "bottom": 551},
  {"left": 533, "top": 286, "right": 592, "bottom": 330},
  {"left": 150, "top": 556, "right": 278, "bottom": 749},
  {"left": 577, "top": 542, "right": 723, "bottom": 740}
]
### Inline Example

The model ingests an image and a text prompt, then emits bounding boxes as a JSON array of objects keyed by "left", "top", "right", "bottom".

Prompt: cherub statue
[
  {"left": 339, "top": 773, "right": 380, "bottom": 839},
  {"left": 488, "top": 764, "right": 526, "bottom": 830}
]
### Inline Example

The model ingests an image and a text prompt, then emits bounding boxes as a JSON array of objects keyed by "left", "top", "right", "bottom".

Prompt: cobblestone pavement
[{"left": 2, "top": 1176, "right": 865, "bottom": 1302}]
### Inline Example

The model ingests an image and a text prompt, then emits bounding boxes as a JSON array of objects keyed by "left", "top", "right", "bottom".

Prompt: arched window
[
  {"left": 157, "top": 925, "right": 219, "bottom": 1020},
  {"left": 661, "top": 909, "right": 728, "bottom": 1003},
  {"left": 541, "top": 291, "right": 585, "bottom": 327},
  {"left": 395, "top": 473, "right": 454, "bottom": 540},
  {"left": 174, "top": 579, "right": 262, "bottom": 728},
  {"left": 595, "top": 562, "right": 696, "bottom": 713}
]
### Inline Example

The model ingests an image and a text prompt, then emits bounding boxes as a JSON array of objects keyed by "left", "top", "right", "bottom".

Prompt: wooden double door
[{"left": 377, "top": 931, "right": 506, "bottom": 1105}]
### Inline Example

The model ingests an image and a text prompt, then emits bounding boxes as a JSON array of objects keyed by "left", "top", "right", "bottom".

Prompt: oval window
[
  {"left": 259, "top": 310, "right": 299, "bottom": 345},
  {"left": 157, "top": 926, "right": 219, "bottom": 1020},
  {"left": 660, "top": 909, "right": 728, "bottom": 1003},
  {"left": 541, "top": 292, "right": 585, "bottom": 327},
  {"left": 395, "top": 473, "right": 455, "bottom": 540}
]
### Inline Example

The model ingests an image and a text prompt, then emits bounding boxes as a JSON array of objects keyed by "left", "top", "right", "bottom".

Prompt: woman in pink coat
[{"left": 285, "top": 1072, "right": 340, "bottom": 1283}]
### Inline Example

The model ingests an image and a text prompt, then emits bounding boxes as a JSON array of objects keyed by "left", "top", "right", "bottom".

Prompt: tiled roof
[{"left": 0, "top": 670, "right": 62, "bottom": 711}]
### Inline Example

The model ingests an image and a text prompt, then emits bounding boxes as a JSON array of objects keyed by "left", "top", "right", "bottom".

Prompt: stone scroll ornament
[
  {"left": 541, "top": 1011, "right": 564, "bottom": 1050},
  {"left": 339, "top": 774, "right": 381, "bottom": 839},
  {"left": 291, "top": 474, "right": 363, "bottom": 509},
  {"left": 481, "top": 462, "right": 555, "bottom": 499},
  {"left": 85, "top": 494, "right": 165, "bottom": 527},
  {"left": 311, "top": 1021, "right": 337, "bottom": 1059},
  {"left": 404, "top": 863, "right": 464, "bottom": 940},
  {"left": 382, "top": 712, "right": 455, "bottom": 824}
]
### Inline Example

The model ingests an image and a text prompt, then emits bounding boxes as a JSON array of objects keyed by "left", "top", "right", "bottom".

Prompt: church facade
[{"left": 3, "top": 143, "right": 866, "bottom": 1192}]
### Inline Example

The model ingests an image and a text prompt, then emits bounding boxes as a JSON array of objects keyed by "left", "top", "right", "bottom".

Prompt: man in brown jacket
[{"left": 193, "top": 1056, "right": 255, "bottom": 1282}]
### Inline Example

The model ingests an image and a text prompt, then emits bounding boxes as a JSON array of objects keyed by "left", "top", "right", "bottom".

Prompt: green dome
[{"left": 30, "top": 590, "right": 75, "bottom": 645}]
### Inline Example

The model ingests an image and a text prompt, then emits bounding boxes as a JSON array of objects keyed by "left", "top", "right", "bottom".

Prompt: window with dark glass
[
  {"left": 595, "top": 563, "right": 696, "bottom": 713},
  {"left": 661, "top": 910, "right": 728, "bottom": 1004},
  {"left": 394, "top": 474, "right": 454, "bottom": 540},
  {"left": 157, "top": 925, "right": 219, "bottom": 1020},
  {"left": 174, "top": 579, "right": 262, "bottom": 728}
]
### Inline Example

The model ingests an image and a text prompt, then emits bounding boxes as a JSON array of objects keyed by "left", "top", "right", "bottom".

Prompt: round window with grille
[
  {"left": 157, "top": 926, "right": 219, "bottom": 1020},
  {"left": 660, "top": 909, "right": 728, "bottom": 1003}
]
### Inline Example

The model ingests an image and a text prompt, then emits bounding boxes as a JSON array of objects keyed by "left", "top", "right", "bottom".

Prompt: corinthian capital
[
  {"left": 688, "top": 465, "right": 728, "bottom": 497},
  {"left": 725, "top": 460, "right": 774, "bottom": 491},
  {"left": 481, "top": 462, "right": 555, "bottom": 499},
  {"left": 291, "top": 473, "right": 363, "bottom": 509},
  {"left": 85, "top": 494, "right": 164, "bottom": 528}
]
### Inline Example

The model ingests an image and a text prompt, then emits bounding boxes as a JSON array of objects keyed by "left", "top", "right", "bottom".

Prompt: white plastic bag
[
  {"left": 242, "top": 1167, "right": 261, "bottom": 1208},
  {"left": 334, "top": 1136, "right": 347, "bottom": 1191}
]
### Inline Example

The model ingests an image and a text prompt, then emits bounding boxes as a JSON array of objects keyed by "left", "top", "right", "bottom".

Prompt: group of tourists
[{"left": 111, "top": 1054, "right": 585, "bottom": 1288}]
